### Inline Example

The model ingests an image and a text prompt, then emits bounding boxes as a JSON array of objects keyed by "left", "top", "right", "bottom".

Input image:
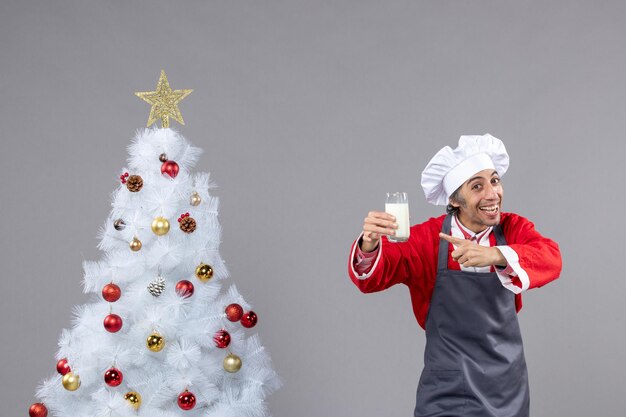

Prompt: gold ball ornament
[
  {"left": 62, "top": 372, "right": 81, "bottom": 391},
  {"left": 195, "top": 263, "right": 213, "bottom": 282},
  {"left": 124, "top": 391, "right": 142, "bottom": 410},
  {"left": 151, "top": 216, "right": 170, "bottom": 236},
  {"left": 190, "top": 192, "right": 201, "bottom": 206},
  {"left": 223, "top": 353, "right": 242, "bottom": 373},
  {"left": 130, "top": 237, "right": 142, "bottom": 252},
  {"left": 146, "top": 332, "right": 165, "bottom": 352}
]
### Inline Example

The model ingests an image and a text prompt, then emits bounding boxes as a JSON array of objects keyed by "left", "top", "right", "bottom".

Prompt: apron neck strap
[
  {"left": 493, "top": 224, "right": 506, "bottom": 246},
  {"left": 438, "top": 215, "right": 453, "bottom": 271}
]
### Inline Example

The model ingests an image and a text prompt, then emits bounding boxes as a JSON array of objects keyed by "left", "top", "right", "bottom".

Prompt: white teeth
[{"left": 479, "top": 206, "right": 498, "bottom": 212}]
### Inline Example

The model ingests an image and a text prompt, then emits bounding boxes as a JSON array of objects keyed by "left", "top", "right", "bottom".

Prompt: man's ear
[{"left": 449, "top": 198, "right": 460, "bottom": 208}]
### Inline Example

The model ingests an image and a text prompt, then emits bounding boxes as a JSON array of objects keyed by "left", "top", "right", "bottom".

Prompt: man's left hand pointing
[{"left": 439, "top": 232, "right": 507, "bottom": 268}]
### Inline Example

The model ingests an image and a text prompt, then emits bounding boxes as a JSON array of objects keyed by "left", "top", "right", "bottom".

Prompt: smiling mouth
[{"left": 479, "top": 205, "right": 499, "bottom": 214}]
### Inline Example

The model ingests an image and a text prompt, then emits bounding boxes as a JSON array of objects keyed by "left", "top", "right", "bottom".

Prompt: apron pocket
[{"left": 415, "top": 370, "right": 467, "bottom": 417}]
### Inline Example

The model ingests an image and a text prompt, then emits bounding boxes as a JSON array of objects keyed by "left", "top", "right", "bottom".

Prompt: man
[{"left": 348, "top": 134, "right": 562, "bottom": 417}]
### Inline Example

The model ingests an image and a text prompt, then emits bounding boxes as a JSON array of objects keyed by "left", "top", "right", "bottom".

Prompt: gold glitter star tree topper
[{"left": 135, "top": 70, "right": 193, "bottom": 128}]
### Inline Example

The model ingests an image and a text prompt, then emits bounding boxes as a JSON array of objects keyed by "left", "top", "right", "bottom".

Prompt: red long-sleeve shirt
[{"left": 348, "top": 213, "right": 562, "bottom": 330}]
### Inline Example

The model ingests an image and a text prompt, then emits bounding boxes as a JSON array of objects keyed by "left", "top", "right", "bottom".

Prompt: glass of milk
[{"left": 385, "top": 192, "right": 410, "bottom": 242}]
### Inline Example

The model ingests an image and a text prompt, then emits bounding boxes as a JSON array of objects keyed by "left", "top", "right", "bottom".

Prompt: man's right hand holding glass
[{"left": 361, "top": 211, "right": 398, "bottom": 252}]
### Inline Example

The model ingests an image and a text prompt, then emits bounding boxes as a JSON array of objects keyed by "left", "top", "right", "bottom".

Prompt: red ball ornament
[
  {"left": 213, "top": 329, "right": 231, "bottom": 349},
  {"left": 240, "top": 311, "right": 258, "bottom": 328},
  {"left": 56, "top": 358, "right": 71, "bottom": 375},
  {"left": 29, "top": 403, "right": 48, "bottom": 417},
  {"left": 103, "top": 314, "right": 123, "bottom": 333},
  {"left": 104, "top": 367, "right": 123, "bottom": 387},
  {"left": 161, "top": 160, "right": 179, "bottom": 179},
  {"left": 225, "top": 303, "right": 243, "bottom": 322},
  {"left": 175, "top": 280, "right": 194, "bottom": 298},
  {"left": 102, "top": 283, "right": 121, "bottom": 302},
  {"left": 178, "top": 390, "right": 196, "bottom": 410}
]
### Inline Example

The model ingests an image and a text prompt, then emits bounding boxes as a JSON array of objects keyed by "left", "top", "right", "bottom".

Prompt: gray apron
[{"left": 414, "top": 214, "right": 529, "bottom": 417}]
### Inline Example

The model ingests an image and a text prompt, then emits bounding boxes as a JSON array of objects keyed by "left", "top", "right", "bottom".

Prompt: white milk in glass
[{"left": 385, "top": 201, "right": 410, "bottom": 242}]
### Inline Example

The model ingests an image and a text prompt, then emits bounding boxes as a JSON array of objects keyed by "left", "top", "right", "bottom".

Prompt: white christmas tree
[{"left": 29, "top": 71, "right": 280, "bottom": 417}]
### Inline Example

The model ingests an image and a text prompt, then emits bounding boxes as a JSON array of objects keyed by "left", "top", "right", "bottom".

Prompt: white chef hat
[{"left": 421, "top": 134, "right": 509, "bottom": 206}]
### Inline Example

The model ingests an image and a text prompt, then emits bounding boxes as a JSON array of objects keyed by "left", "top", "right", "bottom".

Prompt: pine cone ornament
[
  {"left": 179, "top": 213, "right": 196, "bottom": 233},
  {"left": 147, "top": 276, "right": 166, "bottom": 297},
  {"left": 126, "top": 175, "right": 143, "bottom": 192}
]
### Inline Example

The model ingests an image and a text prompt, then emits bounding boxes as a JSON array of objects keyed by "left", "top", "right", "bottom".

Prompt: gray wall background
[{"left": 1, "top": 1, "right": 625, "bottom": 416}]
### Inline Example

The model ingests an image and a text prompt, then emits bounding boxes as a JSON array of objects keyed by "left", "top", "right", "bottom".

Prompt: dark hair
[{"left": 446, "top": 187, "right": 464, "bottom": 215}]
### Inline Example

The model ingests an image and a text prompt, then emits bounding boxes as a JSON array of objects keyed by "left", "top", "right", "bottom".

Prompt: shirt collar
[{"left": 453, "top": 214, "right": 492, "bottom": 244}]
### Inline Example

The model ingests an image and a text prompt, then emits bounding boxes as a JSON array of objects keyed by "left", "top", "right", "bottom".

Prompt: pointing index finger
[{"left": 438, "top": 232, "right": 467, "bottom": 245}]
